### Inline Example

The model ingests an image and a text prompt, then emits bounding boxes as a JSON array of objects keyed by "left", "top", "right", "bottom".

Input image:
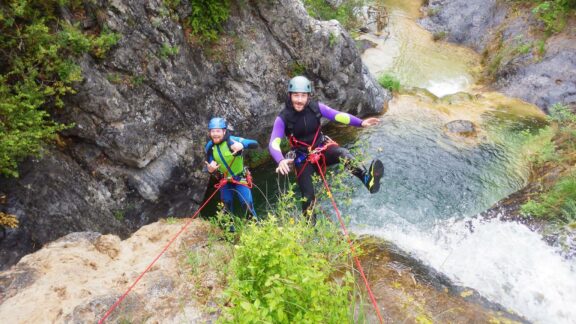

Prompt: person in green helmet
[
  {"left": 268, "top": 76, "right": 384, "bottom": 223},
  {"left": 205, "top": 117, "right": 259, "bottom": 219}
]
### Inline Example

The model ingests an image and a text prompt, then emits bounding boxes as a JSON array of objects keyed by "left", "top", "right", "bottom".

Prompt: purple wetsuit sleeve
[
  {"left": 318, "top": 102, "right": 363, "bottom": 127},
  {"left": 268, "top": 117, "right": 286, "bottom": 164}
]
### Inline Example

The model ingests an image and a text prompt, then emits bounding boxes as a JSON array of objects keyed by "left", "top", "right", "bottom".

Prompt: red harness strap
[
  {"left": 289, "top": 126, "right": 339, "bottom": 179},
  {"left": 215, "top": 156, "right": 253, "bottom": 189},
  {"left": 295, "top": 140, "right": 338, "bottom": 178}
]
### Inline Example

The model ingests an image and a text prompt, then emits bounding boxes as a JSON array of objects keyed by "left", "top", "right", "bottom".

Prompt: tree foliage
[{"left": 0, "top": 0, "right": 120, "bottom": 177}]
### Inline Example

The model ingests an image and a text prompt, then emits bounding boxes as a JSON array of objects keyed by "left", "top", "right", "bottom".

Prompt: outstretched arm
[
  {"left": 319, "top": 102, "right": 381, "bottom": 127},
  {"left": 318, "top": 103, "right": 363, "bottom": 127}
]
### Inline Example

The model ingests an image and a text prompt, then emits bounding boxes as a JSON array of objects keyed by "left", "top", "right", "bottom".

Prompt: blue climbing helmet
[
  {"left": 208, "top": 117, "right": 227, "bottom": 130},
  {"left": 288, "top": 76, "right": 312, "bottom": 93}
]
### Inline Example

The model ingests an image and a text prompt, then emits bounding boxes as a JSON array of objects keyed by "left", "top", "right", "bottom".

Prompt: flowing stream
[{"left": 345, "top": 1, "right": 576, "bottom": 323}]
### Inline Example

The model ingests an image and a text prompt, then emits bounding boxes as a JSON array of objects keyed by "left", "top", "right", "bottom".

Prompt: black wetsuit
[{"left": 279, "top": 100, "right": 365, "bottom": 222}]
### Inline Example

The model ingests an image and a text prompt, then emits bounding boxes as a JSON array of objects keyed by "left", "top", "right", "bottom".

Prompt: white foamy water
[
  {"left": 426, "top": 76, "right": 472, "bottom": 97},
  {"left": 354, "top": 217, "right": 576, "bottom": 324}
]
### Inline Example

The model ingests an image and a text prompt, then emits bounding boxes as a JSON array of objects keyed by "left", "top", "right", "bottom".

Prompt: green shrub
[
  {"left": 521, "top": 174, "right": 576, "bottom": 223},
  {"left": 288, "top": 61, "right": 307, "bottom": 77},
  {"left": 0, "top": 0, "right": 120, "bottom": 177},
  {"left": 186, "top": 0, "right": 230, "bottom": 43},
  {"left": 378, "top": 74, "right": 401, "bottom": 92},
  {"left": 548, "top": 103, "right": 576, "bottom": 125},
  {"left": 528, "top": 0, "right": 576, "bottom": 33},
  {"left": 432, "top": 31, "right": 447, "bottom": 41},
  {"left": 159, "top": 42, "right": 180, "bottom": 59},
  {"left": 220, "top": 215, "right": 354, "bottom": 323}
]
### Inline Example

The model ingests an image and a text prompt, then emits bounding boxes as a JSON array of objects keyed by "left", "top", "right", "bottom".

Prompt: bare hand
[
  {"left": 205, "top": 161, "right": 219, "bottom": 173},
  {"left": 230, "top": 140, "right": 244, "bottom": 155},
  {"left": 275, "top": 159, "right": 294, "bottom": 175},
  {"left": 361, "top": 117, "right": 380, "bottom": 127}
]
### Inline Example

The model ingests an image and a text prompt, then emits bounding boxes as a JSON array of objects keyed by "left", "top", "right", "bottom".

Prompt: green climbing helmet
[{"left": 288, "top": 76, "right": 312, "bottom": 93}]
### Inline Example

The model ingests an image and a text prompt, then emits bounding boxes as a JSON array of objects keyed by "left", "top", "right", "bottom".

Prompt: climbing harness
[
  {"left": 288, "top": 126, "right": 338, "bottom": 179},
  {"left": 215, "top": 146, "right": 253, "bottom": 188}
]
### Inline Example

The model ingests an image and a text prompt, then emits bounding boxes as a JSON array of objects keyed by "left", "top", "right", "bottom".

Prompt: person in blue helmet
[
  {"left": 268, "top": 76, "right": 384, "bottom": 223},
  {"left": 205, "top": 117, "right": 259, "bottom": 219}
]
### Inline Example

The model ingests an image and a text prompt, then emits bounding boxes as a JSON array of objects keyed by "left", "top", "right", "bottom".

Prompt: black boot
[{"left": 363, "top": 159, "right": 384, "bottom": 193}]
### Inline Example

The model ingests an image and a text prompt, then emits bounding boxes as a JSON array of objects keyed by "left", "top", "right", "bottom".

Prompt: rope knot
[
  {"left": 215, "top": 177, "right": 228, "bottom": 189},
  {"left": 307, "top": 152, "right": 322, "bottom": 164}
]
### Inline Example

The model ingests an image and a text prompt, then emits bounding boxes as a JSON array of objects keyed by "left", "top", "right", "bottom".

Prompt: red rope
[
  {"left": 294, "top": 140, "right": 337, "bottom": 179},
  {"left": 98, "top": 185, "right": 223, "bottom": 323},
  {"left": 313, "top": 159, "right": 385, "bottom": 324}
]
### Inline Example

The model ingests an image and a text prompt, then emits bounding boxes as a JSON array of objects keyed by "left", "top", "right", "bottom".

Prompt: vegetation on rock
[
  {"left": 0, "top": 0, "right": 120, "bottom": 177},
  {"left": 521, "top": 103, "right": 576, "bottom": 226}
]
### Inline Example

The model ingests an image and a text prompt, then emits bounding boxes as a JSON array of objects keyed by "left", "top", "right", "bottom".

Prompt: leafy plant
[
  {"left": 378, "top": 74, "right": 401, "bottom": 92},
  {"left": 0, "top": 212, "right": 19, "bottom": 229},
  {"left": 535, "top": 39, "right": 546, "bottom": 58},
  {"left": 432, "top": 31, "right": 447, "bottom": 41},
  {"left": 521, "top": 174, "right": 576, "bottom": 222},
  {"left": 548, "top": 103, "right": 576, "bottom": 124},
  {"left": 515, "top": 41, "right": 532, "bottom": 55},
  {"left": 525, "top": 0, "right": 576, "bottom": 33},
  {"left": 159, "top": 43, "right": 180, "bottom": 59},
  {"left": 186, "top": 0, "right": 230, "bottom": 43},
  {"left": 0, "top": 0, "right": 120, "bottom": 177},
  {"left": 113, "top": 210, "right": 125, "bottom": 221},
  {"left": 220, "top": 215, "right": 354, "bottom": 323},
  {"left": 521, "top": 103, "right": 576, "bottom": 224},
  {"left": 288, "top": 61, "right": 307, "bottom": 77},
  {"left": 329, "top": 32, "right": 339, "bottom": 47},
  {"left": 165, "top": 216, "right": 179, "bottom": 224}
]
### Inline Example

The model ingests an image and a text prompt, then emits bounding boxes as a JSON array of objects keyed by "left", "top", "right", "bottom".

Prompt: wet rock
[
  {"left": 359, "top": 237, "right": 529, "bottom": 323},
  {"left": 419, "top": 0, "right": 576, "bottom": 113},
  {"left": 356, "top": 39, "right": 378, "bottom": 54},
  {"left": 420, "top": 0, "right": 507, "bottom": 52},
  {"left": 355, "top": 5, "right": 388, "bottom": 35},
  {"left": 439, "top": 91, "right": 475, "bottom": 104},
  {"left": 444, "top": 120, "right": 477, "bottom": 137},
  {"left": 496, "top": 36, "right": 576, "bottom": 113}
]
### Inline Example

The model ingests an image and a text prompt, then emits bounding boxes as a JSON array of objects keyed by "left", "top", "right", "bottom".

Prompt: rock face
[
  {"left": 0, "top": 0, "right": 389, "bottom": 269},
  {"left": 420, "top": 0, "right": 507, "bottom": 52},
  {"left": 0, "top": 220, "right": 216, "bottom": 323},
  {"left": 420, "top": 0, "right": 576, "bottom": 113}
]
